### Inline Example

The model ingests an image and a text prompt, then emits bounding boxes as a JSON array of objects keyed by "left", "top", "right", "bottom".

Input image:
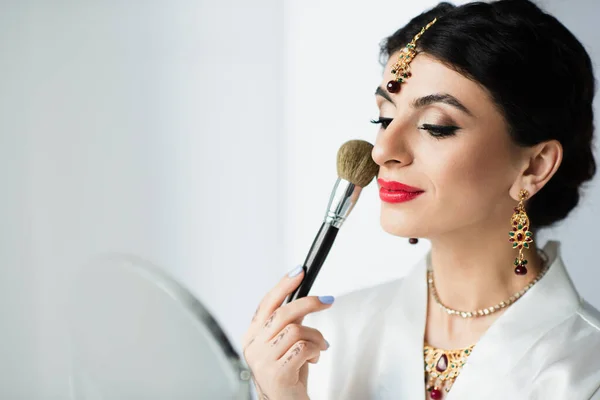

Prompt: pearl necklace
[{"left": 427, "top": 249, "right": 550, "bottom": 319}]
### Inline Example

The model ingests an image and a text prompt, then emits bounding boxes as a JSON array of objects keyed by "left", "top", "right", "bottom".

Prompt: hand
[{"left": 242, "top": 266, "right": 333, "bottom": 400}]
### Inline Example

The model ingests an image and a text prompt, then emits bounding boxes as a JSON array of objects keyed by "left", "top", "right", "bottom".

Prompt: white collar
[{"left": 374, "top": 240, "right": 582, "bottom": 399}]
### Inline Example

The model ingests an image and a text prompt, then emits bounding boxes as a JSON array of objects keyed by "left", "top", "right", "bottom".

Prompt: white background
[{"left": 1, "top": 0, "right": 598, "bottom": 397}]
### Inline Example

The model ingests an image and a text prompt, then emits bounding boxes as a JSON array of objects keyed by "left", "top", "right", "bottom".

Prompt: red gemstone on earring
[
  {"left": 515, "top": 265, "right": 528, "bottom": 275},
  {"left": 513, "top": 227, "right": 517, "bottom": 231},
  {"left": 518, "top": 244, "right": 523, "bottom": 249},
  {"left": 509, "top": 238, "right": 515, "bottom": 242},
  {"left": 517, "top": 233, "right": 523, "bottom": 241},
  {"left": 430, "top": 389, "right": 443, "bottom": 399},
  {"left": 513, "top": 220, "right": 518, "bottom": 225},
  {"left": 523, "top": 226, "right": 528, "bottom": 231},
  {"left": 526, "top": 237, "right": 532, "bottom": 242}
]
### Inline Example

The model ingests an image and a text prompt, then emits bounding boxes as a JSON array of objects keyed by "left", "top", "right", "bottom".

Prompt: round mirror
[{"left": 68, "top": 254, "right": 251, "bottom": 399}]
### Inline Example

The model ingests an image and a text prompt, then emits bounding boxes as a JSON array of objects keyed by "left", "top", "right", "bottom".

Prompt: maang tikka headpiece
[{"left": 387, "top": 17, "right": 437, "bottom": 94}]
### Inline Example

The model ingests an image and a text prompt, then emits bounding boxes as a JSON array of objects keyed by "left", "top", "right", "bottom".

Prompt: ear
[{"left": 509, "top": 139, "right": 563, "bottom": 201}]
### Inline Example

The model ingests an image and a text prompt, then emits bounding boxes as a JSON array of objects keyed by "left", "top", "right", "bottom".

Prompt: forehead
[{"left": 380, "top": 52, "right": 494, "bottom": 117}]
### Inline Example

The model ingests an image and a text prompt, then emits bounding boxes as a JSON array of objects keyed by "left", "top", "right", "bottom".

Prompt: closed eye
[
  {"left": 418, "top": 124, "right": 460, "bottom": 138},
  {"left": 370, "top": 117, "right": 393, "bottom": 129},
  {"left": 371, "top": 118, "right": 460, "bottom": 139}
]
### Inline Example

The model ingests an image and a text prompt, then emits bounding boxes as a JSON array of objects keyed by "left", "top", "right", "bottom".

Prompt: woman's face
[{"left": 372, "top": 52, "right": 525, "bottom": 239}]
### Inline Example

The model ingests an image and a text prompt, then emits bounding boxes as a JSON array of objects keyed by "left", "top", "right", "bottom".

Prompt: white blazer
[{"left": 304, "top": 240, "right": 600, "bottom": 399}]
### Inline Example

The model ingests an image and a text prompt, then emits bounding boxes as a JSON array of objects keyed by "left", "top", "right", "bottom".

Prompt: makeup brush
[{"left": 285, "top": 140, "right": 379, "bottom": 303}]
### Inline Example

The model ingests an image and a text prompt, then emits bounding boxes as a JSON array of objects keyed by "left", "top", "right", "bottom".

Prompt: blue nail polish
[
  {"left": 288, "top": 265, "right": 303, "bottom": 278},
  {"left": 325, "top": 340, "right": 330, "bottom": 349},
  {"left": 318, "top": 295, "right": 335, "bottom": 304}
]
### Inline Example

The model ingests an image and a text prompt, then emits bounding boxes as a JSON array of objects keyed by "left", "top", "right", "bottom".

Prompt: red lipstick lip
[
  {"left": 377, "top": 178, "right": 424, "bottom": 204},
  {"left": 377, "top": 178, "right": 424, "bottom": 193}
]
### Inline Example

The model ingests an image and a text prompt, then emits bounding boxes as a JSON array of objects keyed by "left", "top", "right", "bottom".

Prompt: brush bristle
[{"left": 336, "top": 140, "right": 379, "bottom": 187}]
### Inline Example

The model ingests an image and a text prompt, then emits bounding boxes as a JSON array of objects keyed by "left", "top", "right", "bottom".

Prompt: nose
[{"left": 371, "top": 119, "right": 413, "bottom": 168}]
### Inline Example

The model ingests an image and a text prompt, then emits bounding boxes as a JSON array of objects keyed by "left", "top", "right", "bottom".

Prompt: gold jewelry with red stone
[
  {"left": 424, "top": 342, "right": 475, "bottom": 399},
  {"left": 509, "top": 189, "right": 533, "bottom": 275},
  {"left": 386, "top": 17, "right": 437, "bottom": 94}
]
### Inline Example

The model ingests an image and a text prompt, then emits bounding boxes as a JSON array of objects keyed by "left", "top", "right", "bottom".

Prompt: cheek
[
  {"left": 431, "top": 136, "right": 513, "bottom": 210},
  {"left": 378, "top": 129, "right": 517, "bottom": 237}
]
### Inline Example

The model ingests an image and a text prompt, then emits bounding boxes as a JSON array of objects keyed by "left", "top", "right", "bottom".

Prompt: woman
[{"left": 242, "top": 1, "right": 600, "bottom": 399}]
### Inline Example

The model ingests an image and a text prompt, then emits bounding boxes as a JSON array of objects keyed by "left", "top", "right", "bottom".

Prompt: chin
[{"left": 379, "top": 205, "right": 425, "bottom": 238}]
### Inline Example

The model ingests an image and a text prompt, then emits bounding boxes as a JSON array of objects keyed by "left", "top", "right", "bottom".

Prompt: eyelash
[{"left": 370, "top": 117, "right": 459, "bottom": 138}]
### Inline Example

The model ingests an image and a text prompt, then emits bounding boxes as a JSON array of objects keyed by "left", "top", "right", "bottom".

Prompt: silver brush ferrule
[{"left": 323, "top": 178, "right": 362, "bottom": 229}]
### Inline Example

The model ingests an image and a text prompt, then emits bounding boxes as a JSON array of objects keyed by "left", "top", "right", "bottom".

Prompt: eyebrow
[
  {"left": 375, "top": 86, "right": 395, "bottom": 104},
  {"left": 375, "top": 86, "right": 473, "bottom": 117}
]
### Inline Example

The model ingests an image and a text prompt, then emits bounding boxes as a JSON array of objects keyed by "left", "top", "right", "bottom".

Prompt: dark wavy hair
[{"left": 379, "top": 0, "right": 596, "bottom": 229}]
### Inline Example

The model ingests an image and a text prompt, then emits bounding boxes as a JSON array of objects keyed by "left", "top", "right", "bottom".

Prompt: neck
[{"left": 428, "top": 222, "right": 545, "bottom": 313}]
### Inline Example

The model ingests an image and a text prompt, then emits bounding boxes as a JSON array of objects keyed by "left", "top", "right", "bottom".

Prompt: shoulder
[
  {"left": 576, "top": 299, "right": 600, "bottom": 332},
  {"left": 544, "top": 298, "right": 600, "bottom": 357},
  {"left": 530, "top": 299, "right": 600, "bottom": 399},
  {"left": 553, "top": 299, "right": 600, "bottom": 366}
]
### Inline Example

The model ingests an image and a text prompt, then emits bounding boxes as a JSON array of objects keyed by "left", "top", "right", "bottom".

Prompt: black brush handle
[{"left": 285, "top": 222, "right": 339, "bottom": 303}]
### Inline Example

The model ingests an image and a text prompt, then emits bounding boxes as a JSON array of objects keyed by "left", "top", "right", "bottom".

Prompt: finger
[
  {"left": 242, "top": 295, "right": 332, "bottom": 356},
  {"left": 278, "top": 340, "right": 322, "bottom": 373},
  {"left": 254, "top": 265, "right": 305, "bottom": 324},
  {"left": 267, "top": 324, "right": 329, "bottom": 361},
  {"left": 258, "top": 295, "right": 334, "bottom": 342},
  {"left": 307, "top": 354, "right": 321, "bottom": 364},
  {"left": 242, "top": 265, "right": 305, "bottom": 346}
]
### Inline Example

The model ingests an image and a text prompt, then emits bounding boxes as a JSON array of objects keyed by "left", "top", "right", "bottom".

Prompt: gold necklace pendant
[{"left": 424, "top": 342, "right": 475, "bottom": 399}]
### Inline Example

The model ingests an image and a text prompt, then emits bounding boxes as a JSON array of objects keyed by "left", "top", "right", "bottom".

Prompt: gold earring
[{"left": 509, "top": 189, "right": 533, "bottom": 275}]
